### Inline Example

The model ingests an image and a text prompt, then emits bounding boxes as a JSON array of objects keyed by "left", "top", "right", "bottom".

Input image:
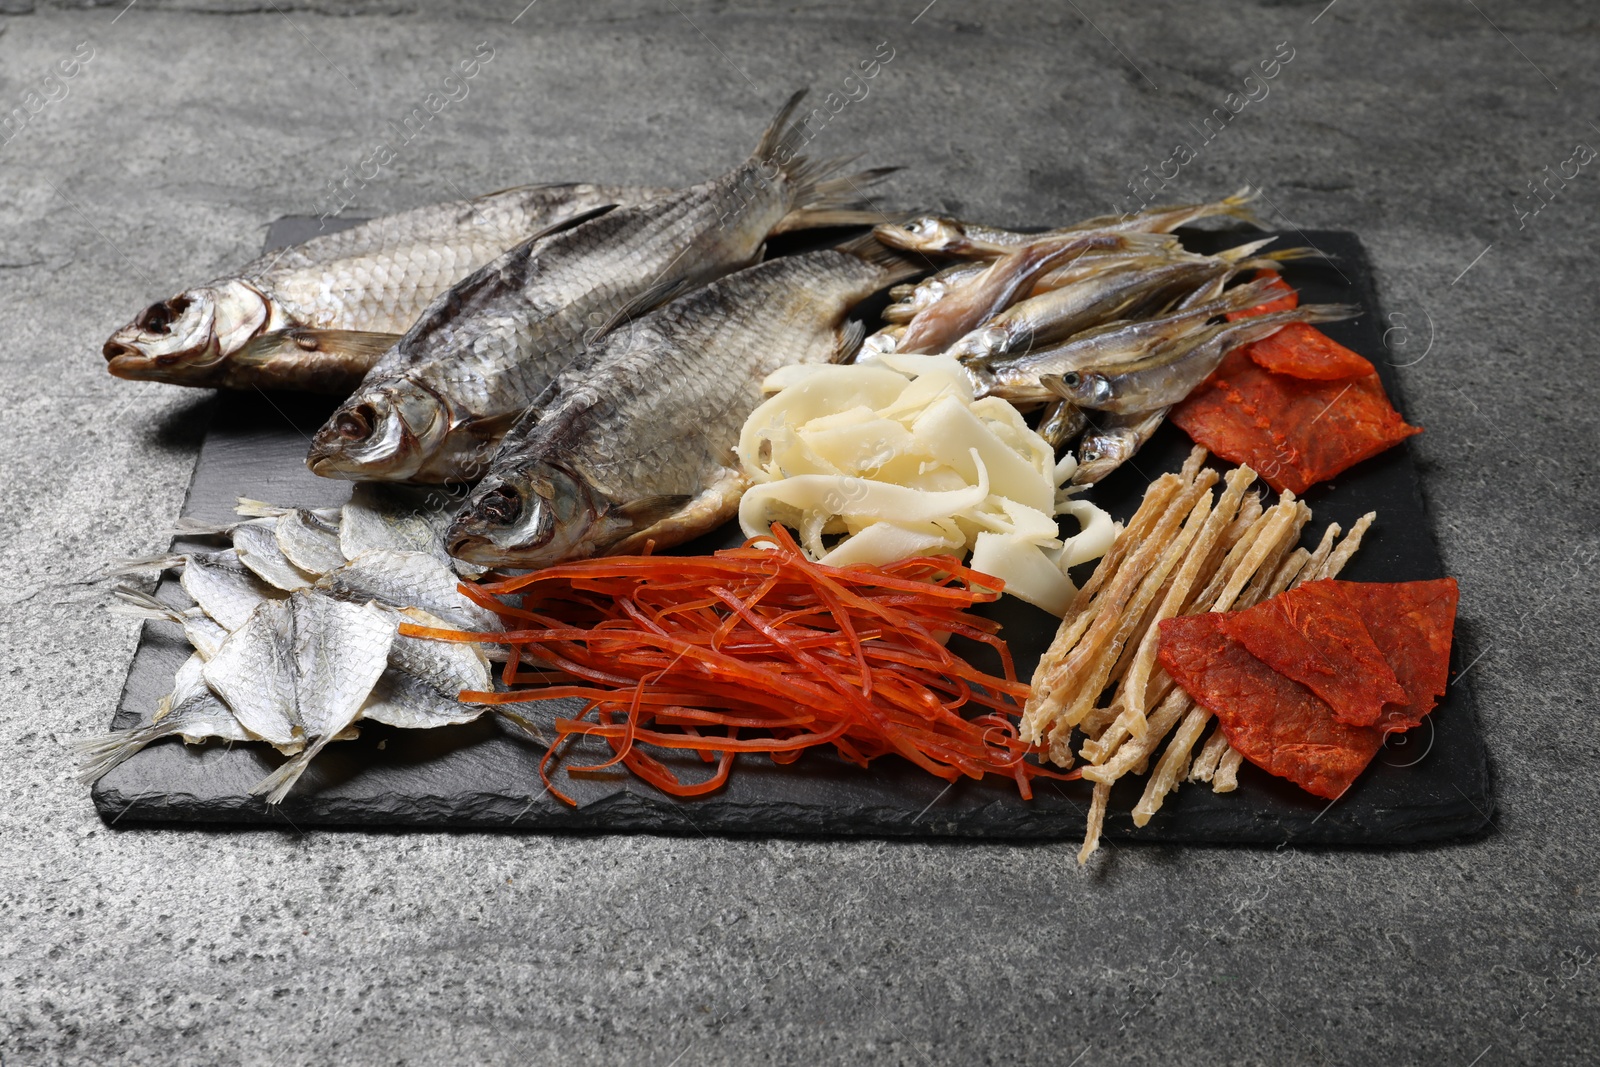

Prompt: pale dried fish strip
[
  {"left": 1311, "top": 511, "right": 1375, "bottom": 582},
  {"left": 1213, "top": 748, "right": 1244, "bottom": 792},
  {"left": 1022, "top": 474, "right": 1182, "bottom": 738},
  {"left": 231, "top": 519, "right": 316, "bottom": 592},
  {"left": 1123, "top": 465, "right": 1254, "bottom": 729},
  {"left": 1132, "top": 705, "right": 1213, "bottom": 826},
  {"left": 1078, "top": 781, "right": 1112, "bottom": 865},
  {"left": 1238, "top": 501, "right": 1311, "bottom": 607},
  {"left": 1042, "top": 475, "right": 1212, "bottom": 748},
  {"left": 1080, "top": 686, "right": 1191, "bottom": 785},
  {"left": 1189, "top": 728, "right": 1231, "bottom": 783},
  {"left": 1187, "top": 498, "right": 1268, "bottom": 614},
  {"left": 1210, "top": 492, "right": 1300, "bottom": 613},
  {"left": 1264, "top": 546, "right": 1313, "bottom": 601}
]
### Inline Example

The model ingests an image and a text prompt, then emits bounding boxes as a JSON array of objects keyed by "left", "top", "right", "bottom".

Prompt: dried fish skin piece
[
  {"left": 229, "top": 519, "right": 316, "bottom": 591},
  {"left": 202, "top": 598, "right": 303, "bottom": 752},
  {"left": 317, "top": 549, "right": 501, "bottom": 634},
  {"left": 275, "top": 508, "right": 348, "bottom": 576},
  {"left": 114, "top": 548, "right": 285, "bottom": 631},
  {"left": 245, "top": 591, "right": 397, "bottom": 802},
  {"left": 338, "top": 483, "right": 464, "bottom": 564},
  {"left": 360, "top": 608, "right": 493, "bottom": 730}
]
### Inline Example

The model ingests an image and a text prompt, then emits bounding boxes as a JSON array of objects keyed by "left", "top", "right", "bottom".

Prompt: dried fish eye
[
  {"left": 336, "top": 405, "right": 373, "bottom": 440},
  {"left": 475, "top": 485, "right": 522, "bottom": 526},
  {"left": 135, "top": 295, "right": 191, "bottom": 335},
  {"left": 135, "top": 301, "right": 171, "bottom": 334},
  {"left": 1061, "top": 372, "right": 1081, "bottom": 388}
]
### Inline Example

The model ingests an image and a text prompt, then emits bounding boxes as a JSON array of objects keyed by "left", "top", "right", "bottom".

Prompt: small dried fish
[
  {"left": 873, "top": 188, "right": 1261, "bottom": 257},
  {"left": 896, "top": 233, "right": 1144, "bottom": 355},
  {"left": 1071, "top": 408, "right": 1170, "bottom": 485},
  {"left": 1047, "top": 304, "right": 1357, "bottom": 414},
  {"left": 967, "top": 274, "right": 1287, "bottom": 402}
]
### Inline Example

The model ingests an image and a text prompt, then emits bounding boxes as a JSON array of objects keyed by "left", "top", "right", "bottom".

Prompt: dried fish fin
[
  {"left": 232, "top": 329, "right": 401, "bottom": 394},
  {"left": 77, "top": 655, "right": 251, "bottom": 784}
]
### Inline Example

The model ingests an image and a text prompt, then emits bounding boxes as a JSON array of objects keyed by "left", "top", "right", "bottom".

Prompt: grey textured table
[{"left": 1, "top": 2, "right": 1593, "bottom": 1064}]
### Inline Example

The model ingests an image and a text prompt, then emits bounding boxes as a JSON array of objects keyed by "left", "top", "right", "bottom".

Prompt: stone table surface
[{"left": 1, "top": 1, "right": 1595, "bottom": 1063}]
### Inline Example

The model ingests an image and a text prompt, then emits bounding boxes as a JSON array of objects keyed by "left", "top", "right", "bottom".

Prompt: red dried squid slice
[
  {"left": 1157, "top": 613, "right": 1384, "bottom": 800},
  {"left": 1219, "top": 578, "right": 1406, "bottom": 727},
  {"left": 1168, "top": 349, "right": 1421, "bottom": 495}
]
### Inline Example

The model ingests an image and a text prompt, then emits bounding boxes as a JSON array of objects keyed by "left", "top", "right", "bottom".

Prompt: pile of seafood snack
[{"left": 91, "top": 89, "right": 1453, "bottom": 858}]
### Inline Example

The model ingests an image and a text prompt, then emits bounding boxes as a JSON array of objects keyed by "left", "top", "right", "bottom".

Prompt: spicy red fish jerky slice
[
  {"left": 1220, "top": 578, "right": 1406, "bottom": 727},
  {"left": 1337, "top": 577, "right": 1459, "bottom": 734},
  {"left": 1169, "top": 349, "right": 1422, "bottom": 495},
  {"left": 1157, "top": 613, "right": 1383, "bottom": 799},
  {"left": 1246, "top": 322, "right": 1375, "bottom": 380},
  {"left": 1225, "top": 271, "right": 1299, "bottom": 320}
]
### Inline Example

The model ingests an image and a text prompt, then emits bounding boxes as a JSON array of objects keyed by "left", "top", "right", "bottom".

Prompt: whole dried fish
[
  {"left": 308, "top": 90, "right": 894, "bottom": 484},
  {"left": 447, "top": 245, "right": 914, "bottom": 567},
  {"left": 873, "top": 188, "right": 1262, "bottom": 257},
  {"left": 1046, "top": 304, "right": 1357, "bottom": 413},
  {"left": 103, "top": 183, "right": 667, "bottom": 393}
]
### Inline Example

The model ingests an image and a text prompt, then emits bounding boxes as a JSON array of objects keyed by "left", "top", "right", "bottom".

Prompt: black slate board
[{"left": 93, "top": 220, "right": 1493, "bottom": 845}]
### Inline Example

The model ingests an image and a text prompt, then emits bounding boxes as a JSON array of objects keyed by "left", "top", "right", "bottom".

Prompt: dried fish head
[
  {"left": 103, "top": 280, "right": 273, "bottom": 386},
  {"left": 873, "top": 215, "right": 968, "bottom": 255},
  {"left": 306, "top": 378, "right": 451, "bottom": 482},
  {"left": 1046, "top": 370, "right": 1116, "bottom": 409},
  {"left": 446, "top": 465, "right": 600, "bottom": 567}
]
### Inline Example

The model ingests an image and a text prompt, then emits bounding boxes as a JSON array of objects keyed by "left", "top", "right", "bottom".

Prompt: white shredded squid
[{"left": 737, "top": 352, "right": 1119, "bottom": 615}]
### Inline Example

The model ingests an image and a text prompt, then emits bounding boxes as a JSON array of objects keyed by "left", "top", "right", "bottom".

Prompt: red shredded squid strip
[{"left": 403, "top": 525, "right": 1075, "bottom": 803}]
